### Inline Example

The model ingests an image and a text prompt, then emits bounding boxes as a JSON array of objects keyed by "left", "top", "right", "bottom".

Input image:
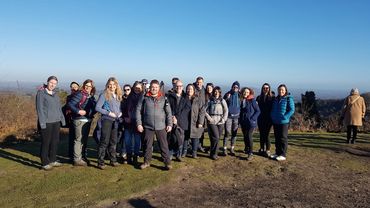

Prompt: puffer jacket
[
  {"left": 205, "top": 97, "right": 228, "bottom": 125},
  {"left": 136, "top": 92, "right": 173, "bottom": 130},
  {"left": 68, "top": 90, "right": 96, "bottom": 120},
  {"left": 239, "top": 98, "right": 260, "bottom": 128},
  {"left": 271, "top": 95, "right": 295, "bottom": 124}
]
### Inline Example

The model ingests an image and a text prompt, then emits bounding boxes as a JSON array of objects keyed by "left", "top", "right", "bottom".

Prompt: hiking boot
[
  {"left": 74, "top": 159, "right": 87, "bottom": 166},
  {"left": 98, "top": 164, "right": 106, "bottom": 170},
  {"left": 230, "top": 146, "right": 235, "bottom": 156},
  {"left": 258, "top": 149, "right": 264, "bottom": 155},
  {"left": 192, "top": 154, "right": 198, "bottom": 159},
  {"left": 133, "top": 156, "right": 138, "bottom": 165},
  {"left": 41, "top": 164, "right": 53, "bottom": 171},
  {"left": 176, "top": 156, "right": 182, "bottom": 162},
  {"left": 246, "top": 153, "right": 253, "bottom": 161},
  {"left": 49, "top": 161, "right": 62, "bottom": 167},
  {"left": 82, "top": 157, "right": 91, "bottom": 165},
  {"left": 221, "top": 147, "right": 228, "bottom": 156},
  {"left": 126, "top": 155, "right": 133, "bottom": 164},
  {"left": 211, "top": 155, "right": 218, "bottom": 160},
  {"left": 110, "top": 161, "right": 120, "bottom": 167},
  {"left": 276, "top": 155, "right": 286, "bottom": 161},
  {"left": 264, "top": 151, "right": 271, "bottom": 158},
  {"left": 164, "top": 164, "right": 172, "bottom": 170},
  {"left": 140, "top": 162, "right": 150, "bottom": 169}
]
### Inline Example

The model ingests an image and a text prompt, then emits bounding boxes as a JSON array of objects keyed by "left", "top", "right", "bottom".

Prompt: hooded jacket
[{"left": 223, "top": 81, "right": 241, "bottom": 118}]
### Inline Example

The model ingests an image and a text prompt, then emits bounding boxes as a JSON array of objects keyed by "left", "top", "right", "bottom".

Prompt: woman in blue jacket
[
  {"left": 239, "top": 87, "right": 260, "bottom": 160},
  {"left": 270, "top": 84, "right": 295, "bottom": 161}
]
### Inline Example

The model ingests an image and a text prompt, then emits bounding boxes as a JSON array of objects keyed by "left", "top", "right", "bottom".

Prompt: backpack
[{"left": 61, "top": 92, "right": 88, "bottom": 128}]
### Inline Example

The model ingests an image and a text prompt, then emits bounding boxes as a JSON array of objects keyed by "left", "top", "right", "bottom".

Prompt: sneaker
[
  {"left": 164, "top": 164, "right": 172, "bottom": 170},
  {"left": 269, "top": 154, "right": 278, "bottom": 160},
  {"left": 246, "top": 153, "right": 253, "bottom": 161},
  {"left": 191, "top": 155, "right": 198, "bottom": 159},
  {"left": 41, "top": 164, "right": 53, "bottom": 171},
  {"left": 176, "top": 156, "right": 182, "bottom": 162},
  {"left": 110, "top": 161, "right": 120, "bottom": 167},
  {"left": 140, "top": 162, "right": 150, "bottom": 169},
  {"left": 230, "top": 147, "right": 235, "bottom": 156},
  {"left": 74, "top": 160, "right": 87, "bottom": 166},
  {"left": 211, "top": 155, "right": 218, "bottom": 160},
  {"left": 98, "top": 164, "right": 106, "bottom": 170},
  {"left": 276, "top": 156, "right": 286, "bottom": 161},
  {"left": 221, "top": 147, "right": 228, "bottom": 156},
  {"left": 198, "top": 146, "right": 206, "bottom": 153},
  {"left": 264, "top": 151, "right": 271, "bottom": 158},
  {"left": 49, "top": 161, "right": 62, "bottom": 167}
]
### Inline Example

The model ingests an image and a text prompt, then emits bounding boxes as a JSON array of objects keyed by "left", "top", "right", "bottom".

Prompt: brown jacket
[{"left": 342, "top": 94, "right": 366, "bottom": 126}]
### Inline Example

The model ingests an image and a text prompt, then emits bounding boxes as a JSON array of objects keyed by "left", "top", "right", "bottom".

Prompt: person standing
[
  {"left": 205, "top": 86, "right": 228, "bottom": 160},
  {"left": 167, "top": 80, "right": 191, "bottom": 161},
  {"left": 117, "top": 84, "right": 131, "bottom": 162},
  {"left": 270, "top": 84, "right": 295, "bottom": 161},
  {"left": 68, "top": 79, "right": 96, "bottom": 166},
  {"left": 36, "top": 76, "right": 66, "bottom": 170},
  {"left": 222, "top": 81, "right": 241, "bottom": 156},
  {"left": 256, "top": 83, "right": 275, "bottom": 157},
  {"left": 341, "top": 88, "right": 366, "bottom": 144},
  {"left": 136, "top": 80, "right": 173, "bottom": 170},
  {"left": 239, "top": 87, "right": 260, "bottom": 160},
  {"left": 122, "top": 81, "right": 144, "bottom": 165},
  {"left": 95, "top": 77, "right": 123, "bottom": 169}
]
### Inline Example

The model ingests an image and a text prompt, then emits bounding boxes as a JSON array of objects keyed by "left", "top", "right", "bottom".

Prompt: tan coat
[{"left": 342, "top": 94, "right": 366, "bottom": 126}]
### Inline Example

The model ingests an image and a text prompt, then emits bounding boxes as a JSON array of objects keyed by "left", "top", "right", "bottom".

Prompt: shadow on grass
[
  {"left": 128, "top": 198, "right": 156, "bottom": 208},
  {"left": 0, "top": 148, "right": 41, "bottom": 168}
]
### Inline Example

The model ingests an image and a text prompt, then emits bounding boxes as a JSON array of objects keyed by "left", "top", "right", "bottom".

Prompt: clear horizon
[{"left": 1, "top": 0, "right": 369, "bottom": 92}]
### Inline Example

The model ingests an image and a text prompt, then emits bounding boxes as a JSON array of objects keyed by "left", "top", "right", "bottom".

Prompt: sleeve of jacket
[
  {"left": 197, "top": 100, "right": 206, "bottom": 125},
  {"left": 204, "top": 101, "right": 212, "bottom": 121},
  {"left": 135, "top": 96, "right": 144, "bottom": 126},
  {"left": 58, "top": 96, "right": 66, "bottom": 126},
  {"left": 284, "top": 96, "right": 295, "bottom": 119},
  {"left": 95, "top": 93, "right": 109, "bottom": 115},
  {"left": 361, "top": 98, "right": 366, "bottom": 118},
  {"left": 67, "top": 91, "right": 82, "bottom": 114},
  {"left": 164, "top": 98, "right": 173, "bottom": 127},
  {"left": 251, "top": 99, "right": 261, "bottom": 122},
  {"left": 36, "top": 90, "right": 47, "bottom": 129},
  {"left": 221, "top": 99, "right": 229, "bottom": 123}
]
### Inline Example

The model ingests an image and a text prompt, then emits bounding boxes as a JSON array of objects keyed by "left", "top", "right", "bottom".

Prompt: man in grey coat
[{"left": 136, "top": 80, "right": 173, "bottom": 170}]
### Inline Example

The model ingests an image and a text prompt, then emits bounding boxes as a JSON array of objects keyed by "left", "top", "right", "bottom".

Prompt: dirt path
[{"left": 113, "top": 144, "right": 370, "bottom": 208}]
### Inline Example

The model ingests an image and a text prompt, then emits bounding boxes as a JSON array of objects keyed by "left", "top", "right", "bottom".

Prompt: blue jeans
[{"left": 124, "top": 128, "right": 141, "bottom": 156}]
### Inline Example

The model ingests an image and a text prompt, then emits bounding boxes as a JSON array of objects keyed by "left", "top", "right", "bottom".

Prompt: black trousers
[
  {"left": 241, "top": 126, "right": 255, "bottom": 154},
  {"left": 98, "top": 119, "right": 118, "bottom": 165},
  {"left": 40, "top": 122, "right": 60, "bottom": 166},
  {"left": 258, "top": 120, "right": 272, "bottom": 151},
  {"left": 143, "top": 128, "right": 171, "bottom": 165},
  {"left": 273, "top": 124, "right": 289, "bottom": 157},
  {"left": 347, "top": 125, "right": 358, "bottom": 143},
  {"left": 208, "top": 124, "right": 223, "bottom": 157}
]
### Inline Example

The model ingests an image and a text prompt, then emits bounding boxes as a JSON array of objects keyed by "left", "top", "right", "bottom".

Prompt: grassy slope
[{"left": 0, "top": 132, "right": 369, "bottom": 207}]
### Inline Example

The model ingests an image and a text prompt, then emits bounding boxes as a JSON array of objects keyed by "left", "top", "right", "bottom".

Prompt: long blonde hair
[{"left": 104, "top": 77, "right": 122, "bottom": 101}]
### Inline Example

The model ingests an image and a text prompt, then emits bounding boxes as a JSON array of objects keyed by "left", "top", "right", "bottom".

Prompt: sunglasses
[{"left": 124, "top": 89, "right": 131, "bottom": 91}]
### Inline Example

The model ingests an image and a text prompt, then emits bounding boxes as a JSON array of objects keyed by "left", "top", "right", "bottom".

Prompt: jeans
[
  {"left": 223, "top": 117, "right": 239, "bottom": 147},
  {"left": 73, "top": 120, "right": 91, "bottom": 161},
  {"left": 258, "top": 120, "right": 272, "bottom": 151},
  {"left": 241, "top": 126, "right": 255, "bottom": 154},
  {"left": 124, "top": 128, "right": 142, "bottom": 156},
  {"left": 98, "top": 119, "right": 118, "bottom": 165},
  {"left": 40, "top": 122, "right": 60, "bottom": 166},
  {"left": 347, "top": 125, "right": 358, "bottom": 143},
  {"left": 208, "top": 124, "right": 223, "bottom": 157},
  {"left": 191, "top": 138, "right": 199, "bottom": 157},
  {"left": 273, "top": 124, "right": 289, "bottom": 157}
]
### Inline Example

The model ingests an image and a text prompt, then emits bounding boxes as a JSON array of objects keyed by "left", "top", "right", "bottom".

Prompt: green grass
[{"left": 0, "top": 131, "right": 369, "bottom": 207}]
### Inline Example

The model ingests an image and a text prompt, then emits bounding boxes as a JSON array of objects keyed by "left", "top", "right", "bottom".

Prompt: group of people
[{"left": 43, "top": 75, "right": 370, "bottom": 171}]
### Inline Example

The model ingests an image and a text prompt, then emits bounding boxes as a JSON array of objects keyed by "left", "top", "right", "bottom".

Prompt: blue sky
[{"left": 0, "top": 0, "right": 370, "bottom": 92}]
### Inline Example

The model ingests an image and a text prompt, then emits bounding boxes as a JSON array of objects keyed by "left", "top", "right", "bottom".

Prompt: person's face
[
  {"left": 263, "top": 85, "right": 270, "bottom": 94},
  {"left": 108, "top": 81, "right": 117, "bottom": 93},
  {"left": 172, "top": 80, "right": 178, "bottom": 89},
  {"left": 214, "top": 90, "right": 220, "bottom": 98},
  {"left": 123, "top": 87, "right": 131, "bottom": 95},
  {"left": 150, "top": 83, "right": 159, "bottom": 96},
  {"left": 70, "top": 83, "right": 79, "bottom": 92},
  {"left": 47, "top": 79, "right": 58, "bottom": 91},
  {"left": 175, "top": 82, "right": 183, "bottom": 94},
  {"left": 134, "top": 85, "right": 143, "bottom": 94},
  {"left": 243, "top": 89, "right": 250, "bottom": 98},
  {"left": 206, "top": 85, "right": 213, "bottom": 93},
  {"left": 84, "top": 82, "right": 93, "bottom": 94},
  {"left": 196, "top": 79, "right": 204, "bottom": 88},
  {"left": 232, "top": 85, "right": 239, "bottom": 92},
  {"left": 278, "top": 86, "right": 286, "bottom": 97},
  {"left": 187, "top": 86, "right": 195, "bottom": 97}
]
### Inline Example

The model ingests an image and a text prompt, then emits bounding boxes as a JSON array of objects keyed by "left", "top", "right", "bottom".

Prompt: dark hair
[
  {"left": 123, "top": 84, "right": 131, "bottom": 89},
  {"left": 196, "top": 76, "right": 204, "bottom": 81},
  {"left": 278, "top": 84, "right": 288, "bottom": 96},
  {"left": 172, "top": 77, "right": 179, "bottom": 82},
  {"left": 47, "top": 76, "right": 58, "bottom": 82},
  {"left": 70, "top": 81, "right": 79, "bottom": 88},
  {"left": 150, "top": 79, "right": 160, "bottom": 86},
  {"left": 212, "top": 86, "right": 222, "bottom": 97},
  {"left": 82, "top": 79, "right": 96, "bottom": 95},
  {"left": 260, "top": 83, "right": 272, "bottom": 97}
]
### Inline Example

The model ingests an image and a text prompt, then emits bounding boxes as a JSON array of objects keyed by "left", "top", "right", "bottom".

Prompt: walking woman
[
  {"left": 256, "top": 83, "right": 274, "bottom": 157},
  {"left": 270, "top": 84, "right": 295, "bottom": 161},
  {"left": 239, "top": 87, "right": 260, "bottom": 160},
  {"left": 341, "top": 88, "right": 366, "bottom": 144},
  {"left": 205, "top": 86, "right": 228, "bottom": 160},
  {"left": 36, "top": 76, "right": 65, "bottom": 170},
  {"left": 68, "top": 79, "right": 96, "bottom": 166},
  {"left": 184, "top": 84, "right": 205, "bottom": 158},
  {"left": 95, "top": 77, "right": 123, "bottom": 169}
]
